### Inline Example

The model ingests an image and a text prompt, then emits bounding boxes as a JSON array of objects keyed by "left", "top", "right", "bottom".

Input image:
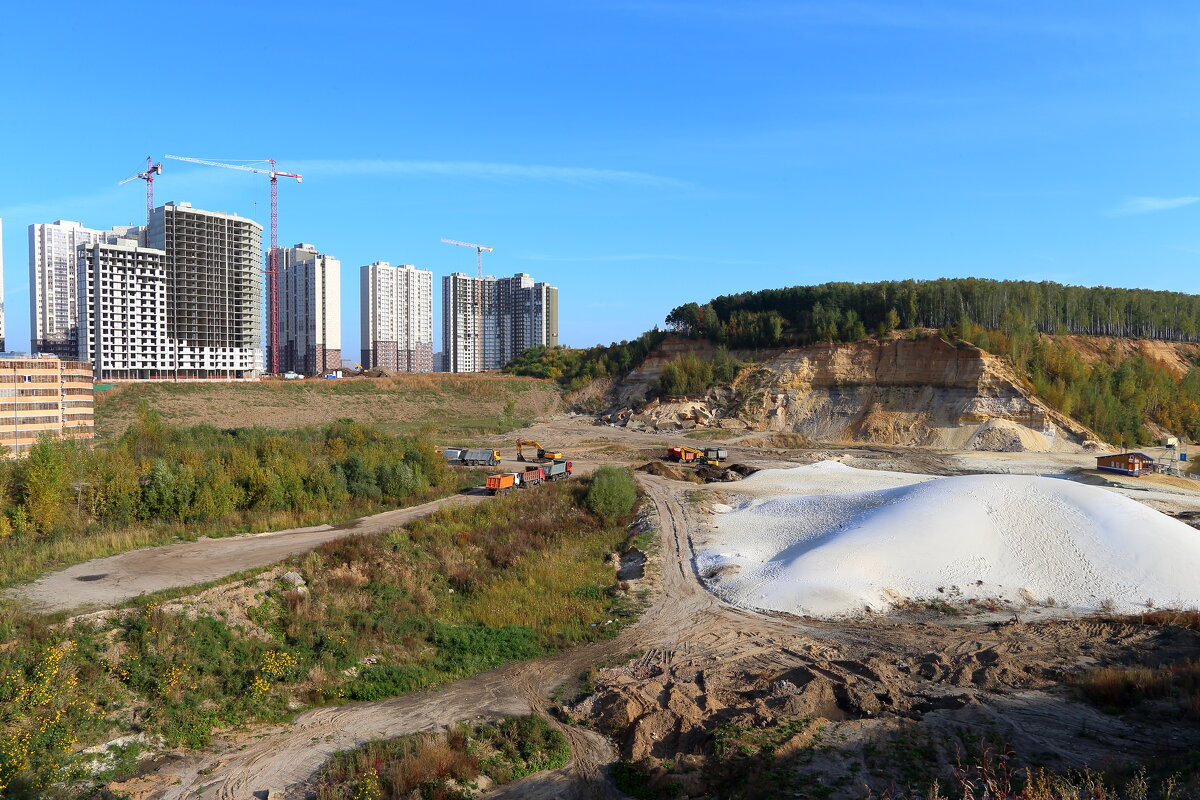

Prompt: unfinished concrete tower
[{"left": 147, "top": 202, "right": 263, "bottom": 379}]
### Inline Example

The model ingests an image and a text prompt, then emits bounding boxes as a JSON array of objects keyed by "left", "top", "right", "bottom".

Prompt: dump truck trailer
[
  {"left": 545, "top": 460, "right": 573, "bottom": 481},
  {"left": 462, "top": 449, "right": 501, "bottom": 466},
  {"left": 441, "top": 448, "right": 465, "bottom": 464},
  {"left": 520, "top": 466, "right": 546, "bottom": 487},
  {"left": 667, "top": 446, "right": 703, "bottom": 462},
  {"left": 486, "top": 472, "right": 520, "bottom": 496},
  {"left": 703, "top": 448, "right": 728, "bottom": 465}
]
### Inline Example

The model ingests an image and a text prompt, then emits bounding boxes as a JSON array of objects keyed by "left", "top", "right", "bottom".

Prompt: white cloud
[
  {"left": 289, "top": 159, "right": 691, "bottom": 189},
  {"left": 1106, "top": 196, "right": 1200, "bottom": 216}
]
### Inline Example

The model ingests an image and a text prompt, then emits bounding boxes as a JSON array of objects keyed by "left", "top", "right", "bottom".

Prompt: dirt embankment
[
  {"left": 603, "top": 335, "right": 1099, "bottom": 452},
  {"left": 1054, "top": 334, "right": 1200, "bottom": 375},
  {"left": 94, "top": 374, "right": 562, "bottom": 438}
]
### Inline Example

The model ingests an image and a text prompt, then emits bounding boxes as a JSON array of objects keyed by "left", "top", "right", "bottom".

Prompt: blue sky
[{"left": 2, "top": 1, "right": 1198, "bottom": 356}]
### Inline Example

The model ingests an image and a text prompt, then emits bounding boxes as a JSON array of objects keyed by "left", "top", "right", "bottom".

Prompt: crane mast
[
  {"left": 163, "top": 155, "right": 302, "bottom": 375},
  {"left": 117, "top": 157, "right": 163, "bottom": 227}
]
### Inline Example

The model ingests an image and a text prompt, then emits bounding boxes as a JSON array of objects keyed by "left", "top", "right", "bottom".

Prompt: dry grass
[
  {"left": 1074, "top": 660, "right": 1200, "bottom": 717},
  {"left": 94, "top": 373, "right": 562, "bottom": 438}
]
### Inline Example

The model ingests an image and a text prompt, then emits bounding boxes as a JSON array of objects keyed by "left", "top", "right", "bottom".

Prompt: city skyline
[{"left": 2, "top": 3, "right": 1198, "bottom": 360}]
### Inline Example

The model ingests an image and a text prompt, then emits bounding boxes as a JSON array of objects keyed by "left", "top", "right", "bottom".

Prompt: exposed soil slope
[{"left": 605, "top": 335, "right": 1097, "bottom": 451}]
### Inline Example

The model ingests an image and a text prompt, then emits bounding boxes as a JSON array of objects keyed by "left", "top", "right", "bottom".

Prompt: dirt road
[
  {"left": 144, "top": 467, "right": 1200, "bottom": 800},
  {"left": 12, "top": 491, "right": 488, "bottom": 613}
]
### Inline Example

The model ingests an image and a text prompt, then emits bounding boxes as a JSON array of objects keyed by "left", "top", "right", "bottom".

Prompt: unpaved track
[
  {"left": 13, "top": 491, "right": 488, "bottom": 613},
  {"left": 154, "top": 475, "right": 811, "bottom": 799}
]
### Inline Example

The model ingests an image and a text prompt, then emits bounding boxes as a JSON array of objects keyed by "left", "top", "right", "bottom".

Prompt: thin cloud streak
[
  {"left": 291, "top": 159, "right": 693, "bottom": 189},
  {"left": 521, "top": 253, "right": 768, "bottom": 265},
  {"left": 605, "top": 1, "right": 1103, "bottom": 36},
  {"left": 1106, "top": 196, "right": 1200, "bottom": 216}
]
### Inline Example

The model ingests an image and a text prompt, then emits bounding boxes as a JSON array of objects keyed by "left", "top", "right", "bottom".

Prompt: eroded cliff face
[{"left": 607, "top": 335, "right": 1097, "bottom": 451}]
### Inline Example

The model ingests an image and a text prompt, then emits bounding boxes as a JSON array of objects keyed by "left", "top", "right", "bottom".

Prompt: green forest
[
  {"left": 0, "top": 411, "right": 457, "bottom": 586},
  {"left": 666, "top": 279, "right": 1200, "bottom": 347},
  {"left": 504, "top": 330, "right": 667, "bottom": 390}
]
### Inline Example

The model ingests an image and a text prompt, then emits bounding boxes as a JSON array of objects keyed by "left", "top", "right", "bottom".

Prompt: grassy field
[{"left": 93, "top": 374, "right": 563, "bottom": 439}]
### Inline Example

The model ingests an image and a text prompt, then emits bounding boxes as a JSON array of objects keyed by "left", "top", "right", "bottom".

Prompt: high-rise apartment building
[
  {"left": 146, "top": 202, "right": 263, "bottom": 379},
  {"left": 0, "top": 218, "right": 6, "bottom": 352},
  {"left": 29, "top": 220, "right": 138, "bottom": 357},
  {"left": 361, "top": 262, "right": 433, "bottom": 372},
  {"left": 441, "top": 272, "right": 558, "bottom": 373},
  {"left": 77, "top": 240, "right": 171, "bottom": 381},
  {"left": 279, "top": 244, "right": 341, "bottom": 376}
]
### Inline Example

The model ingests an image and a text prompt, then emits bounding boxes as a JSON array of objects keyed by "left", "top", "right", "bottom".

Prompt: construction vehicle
[
  {"left": 486, "top": 472, "right": 520, "bottom": 496},
  {"left": 517, "top": 439, "right": 563, "bottom": 462},
  {"left": 545, "top": 460, "right": 573, "bottom": 481},
  {"left": 520, "top": 465, "right": 546, "bottom": 487},
  {"left": 667, "top": 446, "right": 704, "bottom": 462},
  {"left": 461, "top": 448, "right": 501, "bottom": 466},
  {"left": 440, "top": 447, "right": 465, "bottom": 464},
  {"left": 703, "top": 447, "right": 728, "bottom": 466}
]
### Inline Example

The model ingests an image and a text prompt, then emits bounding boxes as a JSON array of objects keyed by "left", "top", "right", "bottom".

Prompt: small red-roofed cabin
[{"left": 1095, "top": 452, "right": 1156, "bottom": 477}]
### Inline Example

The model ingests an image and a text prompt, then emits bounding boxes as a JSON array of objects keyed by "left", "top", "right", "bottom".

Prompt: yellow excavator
[{"left": 517, "top": 439, "right": 563, "bottom": 462}]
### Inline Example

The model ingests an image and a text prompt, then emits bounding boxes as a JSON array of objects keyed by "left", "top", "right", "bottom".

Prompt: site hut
[{"left": 1095, "top": 452, "right": 1157, "bottom": 477}]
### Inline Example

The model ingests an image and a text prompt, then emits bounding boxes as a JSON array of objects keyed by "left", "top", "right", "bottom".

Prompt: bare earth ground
[{"left": 25, "top": 416, "right": 1200, "bottom": 798}]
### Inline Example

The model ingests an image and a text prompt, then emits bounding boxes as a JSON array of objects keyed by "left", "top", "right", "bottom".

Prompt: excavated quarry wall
[{"left": 607, "top": 335, "right": 1098, "bottom": 451}]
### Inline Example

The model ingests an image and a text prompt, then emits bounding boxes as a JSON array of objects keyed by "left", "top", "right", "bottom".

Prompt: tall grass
[{"left": 315, "top": 715, "right": 569, "bottom": 800}]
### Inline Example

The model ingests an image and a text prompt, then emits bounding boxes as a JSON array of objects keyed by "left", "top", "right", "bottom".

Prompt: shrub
[{"left": 586, "top": 467, "right": 638, "bottom": 522}]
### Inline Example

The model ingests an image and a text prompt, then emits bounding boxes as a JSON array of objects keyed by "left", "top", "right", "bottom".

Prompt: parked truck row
[{"left": 485, "top": 461, "right": 573, "bottom": 495}]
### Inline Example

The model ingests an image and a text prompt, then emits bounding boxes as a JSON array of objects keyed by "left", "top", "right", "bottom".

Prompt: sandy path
[{"left": 11, "top": 491, "right": 488, "bottom": 613}]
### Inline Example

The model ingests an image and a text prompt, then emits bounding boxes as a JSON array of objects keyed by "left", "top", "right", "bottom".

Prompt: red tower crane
[
  {"left": 117, "top": 157, "right": 163, "bottom": 226},
  {"left": 164, "top": 155, "right": 303, "bottom": 375}
]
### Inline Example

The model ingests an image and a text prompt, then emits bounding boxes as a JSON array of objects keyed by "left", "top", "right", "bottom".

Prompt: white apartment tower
[
  {"left": 77, "top": 241, "right": 171, "bottom": 380},
  {"left": 29, "top": 220, "right": 138, "bottom": 357},
  {"left": 279, "top": 244, "right": 341, "bottom": 376},
  {"left": 0, "top": 218, "right": 6, "bottom": 352},
  {"left": 441, "top": 272, "right": 558, "bottom": 373},
  {"left": 361, "top": 262, "right": 433, "bottom": 372},
  {"left": 146, "top": 202, "right": 263, "bottom": 379}
]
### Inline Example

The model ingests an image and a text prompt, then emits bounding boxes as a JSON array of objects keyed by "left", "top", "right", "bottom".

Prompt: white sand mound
[
  {"left": 733, "top": 460, "right": 935, "bottom": 498},
  {"left": 698, "top": 464, "right": 1200, "bottom": 617},
  {"left": 965, "top": 418, "right": 1052, "bottom": 453}
]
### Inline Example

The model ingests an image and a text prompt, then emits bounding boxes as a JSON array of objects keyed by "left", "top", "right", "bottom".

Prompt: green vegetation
[
  {"left": 952, "top": 319, "right": 1200, "bottom": 446},
  {"left": 586, "top": 466, "right": 638, "bottom": 522},
  {"left": 0, "top": 412, "right": 459, "bottom": 587},
  {"left": 656, "top": 348, "right": 741, "bottom": 398},
  {"left": 667, "top": 280, "right": 1200, "bottom": 445},
  {"left": 504, "top": 329, "right": 668, "bottom": 389},
  {"left": 314, "top": 715, "right": 569, "bottom": 799},
  {"left": 667, "top": 279, "right": 1200, "bottom": 347},
  {"left": 0, "top": 477, "right": 639, "bottom": 794}
]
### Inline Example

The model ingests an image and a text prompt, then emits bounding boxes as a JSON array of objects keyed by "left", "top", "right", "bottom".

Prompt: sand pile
[
  {"left": 965, "top": 418, "right": 1053, "bottom": 452},
  {"left": 699, "top": 462, "right": 1200, "bottom": 616}
]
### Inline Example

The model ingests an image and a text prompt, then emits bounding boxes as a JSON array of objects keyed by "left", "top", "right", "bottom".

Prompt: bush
[{"left": 586, "top": 467, "right": 638, "bottom": 522}]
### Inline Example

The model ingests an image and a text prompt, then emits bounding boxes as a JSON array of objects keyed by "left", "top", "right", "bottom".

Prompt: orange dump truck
[{"left": 485, "top": 472, "right": 521, "bottom": 496}]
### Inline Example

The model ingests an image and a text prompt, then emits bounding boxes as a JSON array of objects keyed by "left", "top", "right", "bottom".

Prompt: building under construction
[
  {"left": 441, "top": 272, "right": 558, "bottom": 373},
  {"left": 145, "top": 202, "right": 264, "bottom": 379}
]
